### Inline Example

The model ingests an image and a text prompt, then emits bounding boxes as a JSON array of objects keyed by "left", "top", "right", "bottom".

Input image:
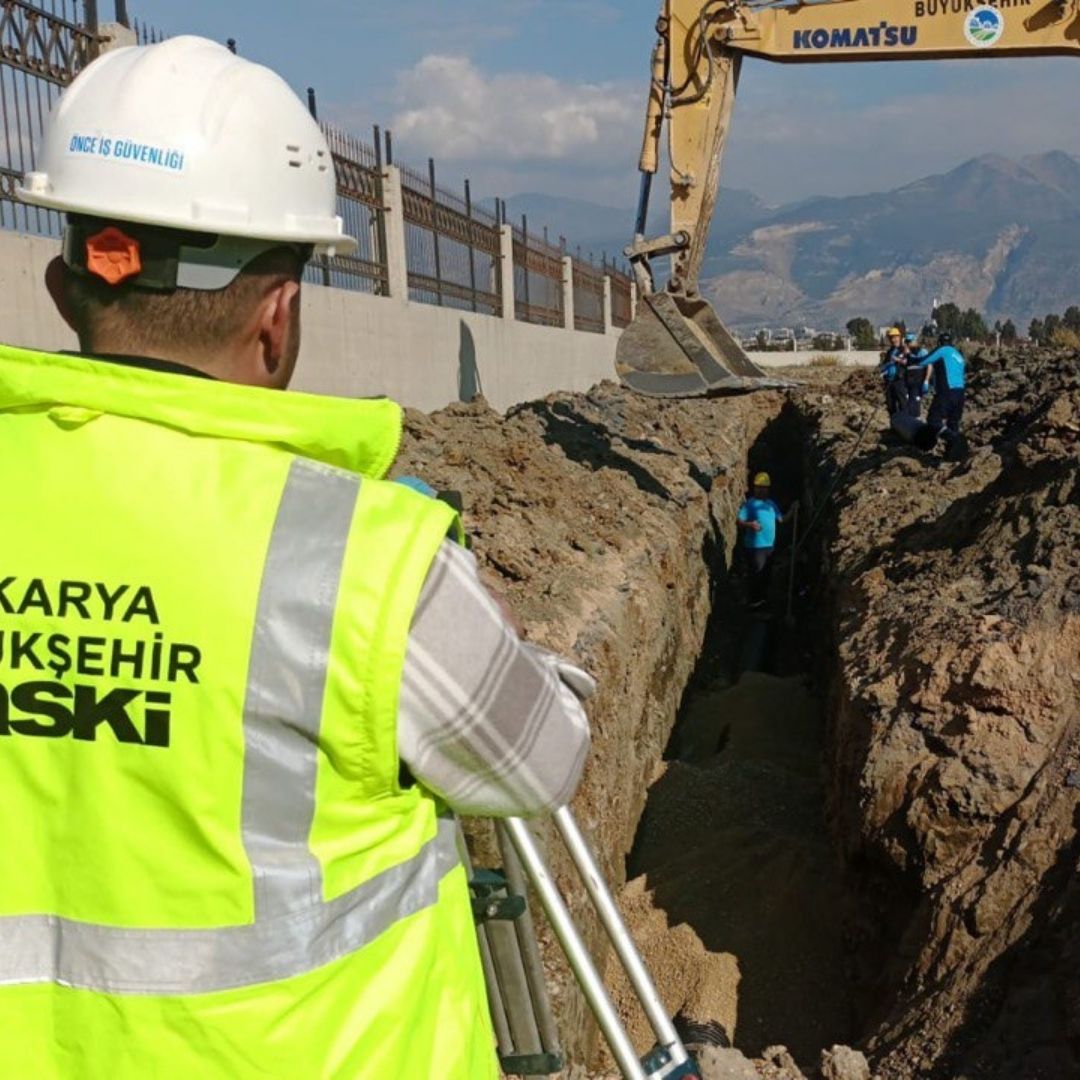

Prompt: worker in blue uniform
[
  {"left": 879, "top": 327, "right": 908, "bottom": 417},
  {"left": 917, "top": 332, "right": 967, "bottom": 449},
  {"left": 737, "top": 472, "right": 796, "bottom": 609},
  {"left": 902, "top": 332, "right": 930, "bottom": 418}
]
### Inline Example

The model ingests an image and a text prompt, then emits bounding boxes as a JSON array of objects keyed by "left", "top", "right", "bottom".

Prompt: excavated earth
[
  {"left": 394, "top": 347, "right": 1080, "bottom": 1080},
  {"left": 804, "top": 348, "right": 1080, "bottom": 1080}
]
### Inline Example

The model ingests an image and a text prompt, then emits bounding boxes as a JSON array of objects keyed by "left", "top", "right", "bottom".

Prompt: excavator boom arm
[
  {"left": 734, "top": 0, "right": 1080, "bottom": 62},
  {"left": 616, "top": 0, "right": 1079, "bottom": 398}
]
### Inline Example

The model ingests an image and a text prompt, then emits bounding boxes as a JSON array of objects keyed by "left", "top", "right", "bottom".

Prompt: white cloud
[
  {"left": 391, "top": 55, "right": 640, "bottom": 165},
  {"left": 330, "top": 53, "right": 1080, "bottom": 209}
]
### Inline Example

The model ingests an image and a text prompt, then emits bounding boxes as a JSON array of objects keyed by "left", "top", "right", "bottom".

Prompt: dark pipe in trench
[{"left": 890, "top": 412, "right": 939, "bottom": 451}]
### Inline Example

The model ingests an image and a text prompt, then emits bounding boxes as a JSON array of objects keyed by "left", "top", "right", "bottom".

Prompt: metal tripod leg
[
  {"left": 494, "top": 822, "right": 563, "bottom": 1058},
  {"left": 458, "top": 826, "right": 516, "bottom": 1058},
  {"left": 503, "top": 817, "right": 649, "bottom": 1080},
  {"left": 463, "top": 823, "right": 562, "bottom": 1078},
  {"left": 553, "top": 807, "right": 694, "bottom": 1078}
]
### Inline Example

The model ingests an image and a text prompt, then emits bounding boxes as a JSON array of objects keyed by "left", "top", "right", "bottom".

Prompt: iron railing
[
  {"left": 0, "top": 0, "right": 96, "bottom": 234},
  {"left": 132, "top": 15, "right": 162, "bottom": 44},
  {"left": 0, "top": 2, "right": 635, "bottom": 331},
  {"left": 400, "top": 157, "right": 501, "bottom": 315},
  {"left": 309, "top": 122, "right": 388, "bottom": 295},
  {"left": 572, "top": 255, "right": 605, "bottom": 335},
  {"left": 511, "top": 217, "right": 564, "bottom": 328},
  {"left": 611, "top": 270, "right": 633, "bottom": 329}
]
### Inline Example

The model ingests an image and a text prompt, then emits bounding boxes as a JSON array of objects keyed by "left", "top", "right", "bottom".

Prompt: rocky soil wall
[
  {"left": 800, "top": 348, "right": 1080, "bottom": 1079},
  {"left": 397, "top": 383, "right": 787, "bottom": 1067}
]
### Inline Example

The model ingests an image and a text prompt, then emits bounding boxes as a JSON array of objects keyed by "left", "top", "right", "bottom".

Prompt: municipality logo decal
[{"left": 965, "top": 6, "right": 1004, "bottom": 46}]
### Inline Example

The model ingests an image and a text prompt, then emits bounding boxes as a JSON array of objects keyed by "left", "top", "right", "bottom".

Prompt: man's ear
[
  {"left": 257, "top": 278, "right": 301, "bottom": 378},
  {"left": 45, "top": 257, "right": 79, "bottom": 335}
]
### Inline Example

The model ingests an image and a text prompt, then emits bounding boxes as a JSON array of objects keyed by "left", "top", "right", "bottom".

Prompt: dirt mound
[{"left": 799, "top": 347, "right": 1080, "bottom": 1078}]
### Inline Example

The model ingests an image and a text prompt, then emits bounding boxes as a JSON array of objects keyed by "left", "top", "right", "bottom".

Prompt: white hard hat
[{"left": 19, "top": 36, "right": 356, "bottom": 274}]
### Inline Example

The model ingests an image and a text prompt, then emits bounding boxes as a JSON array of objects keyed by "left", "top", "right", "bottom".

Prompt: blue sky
[{"left": 129, "top": 1, "right": 1078, "bottom": 208}]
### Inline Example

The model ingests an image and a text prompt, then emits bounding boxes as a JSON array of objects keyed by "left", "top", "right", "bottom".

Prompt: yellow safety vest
[{"left": 0, "top": 344, "right": 497, "bottom": 1079}]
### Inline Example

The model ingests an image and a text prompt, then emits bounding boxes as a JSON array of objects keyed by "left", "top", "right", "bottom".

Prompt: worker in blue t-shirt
[
  {"left": 879, "top": 327, "right": 909, "bottom": 417},
  {"left": 914, "top": 332, "right": 966, "bottom": 448},
  {"left": 902, "top": 332, "right": 930, "bottom": 418},
  {"left": 737, "top": 472, "right": 797, "bottom": 609}
]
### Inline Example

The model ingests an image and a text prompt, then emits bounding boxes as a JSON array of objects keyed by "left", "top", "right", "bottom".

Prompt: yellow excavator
[{"left": 618, "top": 0, "right": 1080, "bottom": 397}]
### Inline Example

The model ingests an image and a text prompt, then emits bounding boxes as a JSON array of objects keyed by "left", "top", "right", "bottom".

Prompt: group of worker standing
[
  {"left": 880, "top": 326, "right": 968, "bottom": 450},
  {"left": 735, "top": 323, "right": 974, "bottom": 613}
]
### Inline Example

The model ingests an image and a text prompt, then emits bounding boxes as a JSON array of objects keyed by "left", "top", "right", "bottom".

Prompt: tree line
[
  {"left": 1029, "top": 308, "right": 1080, "bottom": 347},
  {"left": 843, "top": 304, "right": 1080, "bottom": 349}
]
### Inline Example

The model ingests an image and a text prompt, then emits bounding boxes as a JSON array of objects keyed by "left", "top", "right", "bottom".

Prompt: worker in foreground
[
  {"left": 0, "top": 36, "right": 593, "bottom": 1079},
  {"left": 737, "top": 472, "right": 795, "bottom": 610}
]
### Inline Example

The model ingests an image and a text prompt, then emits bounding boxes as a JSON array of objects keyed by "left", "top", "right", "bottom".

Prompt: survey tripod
[{"left": 467, "top": 806, "right": 701, "bottom": 1080}]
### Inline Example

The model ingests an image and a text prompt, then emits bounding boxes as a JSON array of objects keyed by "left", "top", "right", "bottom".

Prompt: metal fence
[
  {"left": 0, "top": 1, "right": 634, "bottom": 332},
  {"left": 610, "top": 268, "right": 632, "bottom": 329},
  {"left": 571, "top": 256, "right": 605, "bottom": 335},
  {"left": 0, "top": 0, "right": 96, "bottom": 234},
  {"left": 400, "top": 157, "right": 501, "bottom": 315},
  {"left": 308, "top": 123, "right": 388, "bottom": 295},
  {"left": 511, "top": 217, "right": 564, "bottom": 328},
  {"left": 131, "top": 13, "right": 162, "bottom": 43}
]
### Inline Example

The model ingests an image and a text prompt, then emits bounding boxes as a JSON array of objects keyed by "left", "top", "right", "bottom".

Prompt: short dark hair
[{"left": 63, "top": 239, "right": 305, "bottom": 355}]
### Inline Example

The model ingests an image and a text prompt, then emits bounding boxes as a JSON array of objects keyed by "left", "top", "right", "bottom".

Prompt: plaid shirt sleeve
[{"left": 398, "top": 540, "right": 594, "bottom": 818}]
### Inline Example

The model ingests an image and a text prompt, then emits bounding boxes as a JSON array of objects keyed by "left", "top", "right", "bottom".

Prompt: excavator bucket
[{"left": 616, "top": 290, "right": 788, "bottom": 399}]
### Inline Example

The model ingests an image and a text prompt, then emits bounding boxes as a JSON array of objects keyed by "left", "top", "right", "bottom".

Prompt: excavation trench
[
  {"left": 396, "top": 385, "right": 830, "bottom": 1073},
  {"left": 398, "top": 385, "right": 868, "bottom": 1077},
  {"left": 616, "top": 401, "right": 858, "bottom": 1068},
  {"left": 398, "top": 353, "right": 1080, "bottom": 1079}
]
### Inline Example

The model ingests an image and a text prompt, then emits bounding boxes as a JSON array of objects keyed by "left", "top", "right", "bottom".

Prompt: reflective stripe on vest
[
  {"left": 242, "top": 458, "right": 355, "bottom": 918},
  {"left": 0, "top": 457, "right": 460, "bottom": 995}
]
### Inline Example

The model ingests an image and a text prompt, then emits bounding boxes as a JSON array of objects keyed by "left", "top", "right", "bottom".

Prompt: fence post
[
  {"left": 498, "top": 225, "right": 515, "bottom": 320},
  {"left": 562, "top": 256, "right": 575, "bottom": 332},
  {"left": 96, "top": 20, "right": 137, "bottom": 53},
  {"left": 428, "top": 158, "right": 443, "bottom": 307},
  {"left": 464, "top": 179, "right": 478, "bottom": 314},
  {"left": 520, "top": 215, "right": 531, "bottom": 316},
  {"left": 381, "top": 165, "right": 410, "bottom": 301},
  {"left": 602, "top": 275, "right": 613, "bottom": 335},
  {"left": 370, "top": 126, "right": 389, "bottom": 296}
]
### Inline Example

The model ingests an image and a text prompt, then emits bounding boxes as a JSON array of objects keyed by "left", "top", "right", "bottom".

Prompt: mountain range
[{"left": 501, "top": 151, "right": 1080, "bottom": 332}]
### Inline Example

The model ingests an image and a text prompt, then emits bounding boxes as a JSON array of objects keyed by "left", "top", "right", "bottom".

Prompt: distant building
[{"left": 740, "top": 325, "right": 853, "bottom": 351}]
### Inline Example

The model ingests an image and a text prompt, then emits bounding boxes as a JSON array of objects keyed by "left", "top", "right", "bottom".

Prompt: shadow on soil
[{"left": 517, "top": 399, "right": 677, "bottom": 500}]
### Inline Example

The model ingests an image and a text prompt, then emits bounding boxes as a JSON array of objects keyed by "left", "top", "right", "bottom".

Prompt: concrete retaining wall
[
  {"left": 293, "top": 284, "right": 619, "bottom": 412},
  {"left": 0, "top": 231, "right": 74, "bottom": 354},
  {"left": 0, "top": 229, "right": 620, "bottom": 413}
]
